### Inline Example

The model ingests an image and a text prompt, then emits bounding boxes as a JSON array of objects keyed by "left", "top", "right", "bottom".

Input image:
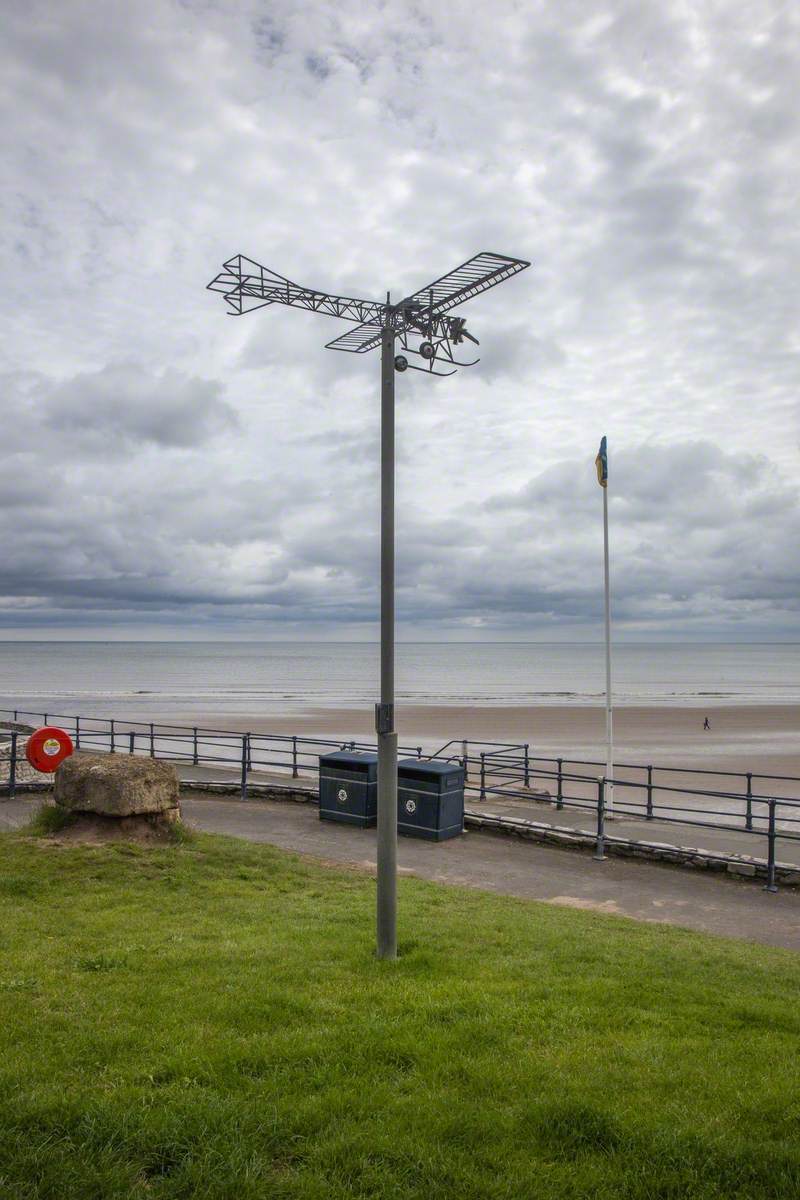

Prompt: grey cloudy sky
[{"left": 1, "top": 0, "right": 798, "bottom": 640}]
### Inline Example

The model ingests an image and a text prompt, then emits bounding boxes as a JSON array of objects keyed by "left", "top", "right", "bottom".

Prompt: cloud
[
  {"left": 0, "top": 0, "right": 798, "bottom": 638},
  {"left": 479, "top": 441, "right": 800, "bottom": 631},
  {"left": 44, "top": 364, "right": 238, "bottom": 449}
]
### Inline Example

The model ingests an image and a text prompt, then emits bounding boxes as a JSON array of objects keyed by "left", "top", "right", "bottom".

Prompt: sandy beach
[{"left": 190, "top": 703, "right": 800, "bottom": 781}]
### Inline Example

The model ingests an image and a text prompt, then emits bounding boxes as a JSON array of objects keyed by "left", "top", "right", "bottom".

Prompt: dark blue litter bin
[
  {"left": 319, "top": 750, "right": 378, "bottom": 827},
  {"left": 397, "top": 758, "right": 465, "bottom": 841}
]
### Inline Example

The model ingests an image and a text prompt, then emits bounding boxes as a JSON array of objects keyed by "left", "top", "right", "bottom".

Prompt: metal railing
[
  {"left": 0, "top": 709, "right": 529, "bottom": 800},
  {"left": 2, "top": 707, "right": 798, "bottom": 890},
  {"left": 0, "top": 707, "right": 428, "bottom": 800},
  {"left": 467, "top": 750, "right": 800, "bottom": 889}
]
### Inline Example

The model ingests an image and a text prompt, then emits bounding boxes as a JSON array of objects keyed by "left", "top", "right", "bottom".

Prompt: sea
[{"left": 0, "top": 641, "right": 798, "bottom": 724}]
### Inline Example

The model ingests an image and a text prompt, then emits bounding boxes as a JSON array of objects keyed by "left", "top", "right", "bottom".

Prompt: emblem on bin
[
  {"left": 337, "top": 788, "right": 348, "bottom": 804},
  {"left": 405, "top": 798, "right": 416, "bottom": 814}
]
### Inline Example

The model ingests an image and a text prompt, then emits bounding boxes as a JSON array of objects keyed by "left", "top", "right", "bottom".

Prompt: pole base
[{"left": 376, "top": 729, "right": 398, "bottom": 961}]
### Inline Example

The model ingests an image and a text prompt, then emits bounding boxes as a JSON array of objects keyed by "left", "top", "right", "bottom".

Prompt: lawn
[{"left": 1, "top": 824, "right": 799, "bottom": 1199}]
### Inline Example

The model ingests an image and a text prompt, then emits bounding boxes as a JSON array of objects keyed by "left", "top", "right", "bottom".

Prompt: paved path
[
  {"left": 4, "top": 793, "right": 799, "bottom": 950},
  {"left": 171, "top": 769, "right": 799, "bottom": 875}
]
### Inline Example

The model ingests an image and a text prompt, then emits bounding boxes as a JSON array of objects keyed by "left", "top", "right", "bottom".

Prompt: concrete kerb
[{"left": 4, "top": 774, "right": 797, "bottom": 888}]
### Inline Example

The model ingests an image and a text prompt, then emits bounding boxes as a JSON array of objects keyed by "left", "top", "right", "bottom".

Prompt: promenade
[{"left": 165, "top": 761, "right": 800, "bottom": 871}]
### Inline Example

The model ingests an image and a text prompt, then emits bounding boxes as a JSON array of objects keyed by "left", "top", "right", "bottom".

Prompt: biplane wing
[
  {"left": 399, "top": 252, "right": 530, "bottom": 318},
  {"left": 325, "top": 320, "right": 384, "bottom": 354}
]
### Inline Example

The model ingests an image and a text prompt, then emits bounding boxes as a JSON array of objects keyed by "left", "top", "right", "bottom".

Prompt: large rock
[{"left": 54, "top": 752, "right": 180, "bottom": 818}]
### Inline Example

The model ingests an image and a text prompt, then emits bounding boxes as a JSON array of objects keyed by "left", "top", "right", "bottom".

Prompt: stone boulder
[{"left": 54, "top": 752, "right": 180, "bottom": 826}]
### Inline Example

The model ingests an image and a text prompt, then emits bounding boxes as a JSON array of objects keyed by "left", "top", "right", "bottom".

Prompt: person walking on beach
[{"left": 703, "top": 717, "right": 710, "bottom": 731}]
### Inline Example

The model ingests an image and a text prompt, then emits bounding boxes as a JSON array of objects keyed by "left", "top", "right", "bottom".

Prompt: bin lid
[
  {"left": 319, "top": 750, "right": 378, "bottom": 770},
  {"left": 397, "top": 757, "right": 464, "bottom": 780}
]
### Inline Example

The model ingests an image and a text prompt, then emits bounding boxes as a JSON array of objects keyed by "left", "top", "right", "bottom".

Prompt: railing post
[
  {"left": 292, "top": 735, "right": 298, "bottom": 778},
  {"left": 556, "top": 758, "right": 563, "bottom": 810},
  {"left": 241, "top": 735, "right": 248, "bottom": 801},
  {"left": 246, "top": 733, "right": 252, "bottom": 772},
  {"left": 75, "top": 716, "right": 80, "bottom": 750},
  {"left": 44, "top": 713, "right": 48, "bottom": 726},
  {"left": 110, "top": 719, "right": 115, "bottom": 754},
  {"left": 523, "top": 743, "right": 530, "bottom": 788},
  {"left": 764, "top": 798, "right": 778, "bottom": 893},
  {"left": 745, "top": 772, "right": 753, "bottom": 832},
  {"left": 128, "top": 731, "right": 135, "bottom": 755},
  {"left": 593, "top": 777, "right": 606, "bottom": 861},
  {"left": 192, "top": 727, "right": 198, "bottom": 767},
  {"left": 646, "top": 765, "right": 654, "bottom": 820},
  {"left": 479, "top": 753, "right": 486, "bottom": 801},
  {"left": 462, "top": 740, "right": 469, "bottom": 782},
  {"left": 13, "top": 710, "right": 17, "bottom": 722},
  {"left": 417, "top": 746, "right": 422, "bottom": 759},
  {"left": 9, "top": 732, "right": 17, "bottom": 800},
  {"left": 149, "top": 723, "right": 155, "bottom": 758}
]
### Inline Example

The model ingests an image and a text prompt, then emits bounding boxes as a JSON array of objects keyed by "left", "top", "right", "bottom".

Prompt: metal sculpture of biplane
[
  {"left": 207, "top": 249, "right": 530, "bottom": 961},
  {"left": 207, "top": 251, "right": 529, "bottom": 375}
]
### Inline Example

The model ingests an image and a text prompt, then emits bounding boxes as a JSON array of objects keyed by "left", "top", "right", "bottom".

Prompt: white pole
[{"left": 602, "top": 480, "right": 614, "bottom": 815}]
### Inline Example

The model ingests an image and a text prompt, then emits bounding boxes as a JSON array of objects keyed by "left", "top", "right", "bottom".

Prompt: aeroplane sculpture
[{"left": 207, "top": 251, "right": 530, "bottom": 375}]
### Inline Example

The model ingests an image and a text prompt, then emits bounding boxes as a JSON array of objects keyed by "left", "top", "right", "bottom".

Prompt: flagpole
[{"left": 602, "top": 475, "right": 614, "bottom": 816}]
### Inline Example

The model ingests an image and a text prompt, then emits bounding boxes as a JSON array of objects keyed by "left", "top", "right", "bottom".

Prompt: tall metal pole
[
  {"left": 207, "top": 250, "right": 530, "bottom": 963},
  {"left": 602, "top": 482, "right": 614, "bottom": 815},
  {"left": 376, "top": 323, "right": 397, "bottom": 959}
]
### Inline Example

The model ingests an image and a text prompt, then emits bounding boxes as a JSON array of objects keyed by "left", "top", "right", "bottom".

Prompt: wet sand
[{"left": 189, "top": 703, "right": 799, "bottom": 781}]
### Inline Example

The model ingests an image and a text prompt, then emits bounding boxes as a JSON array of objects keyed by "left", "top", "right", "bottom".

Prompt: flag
[{"left": 595, "top": 436, "right": 607, "bottom": 488}]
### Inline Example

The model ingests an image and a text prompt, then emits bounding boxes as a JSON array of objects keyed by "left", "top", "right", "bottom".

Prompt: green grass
[
  {"left": 1, "top": 827, "right": 800, "bottom": 1199},
  {"left": 26, "top": 803, "right": 76, "bottom": 836}
]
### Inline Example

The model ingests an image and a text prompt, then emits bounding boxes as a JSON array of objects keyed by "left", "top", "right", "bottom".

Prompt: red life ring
[{"left": 25, "top": 726, "right": 75, "bottom": 773}]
